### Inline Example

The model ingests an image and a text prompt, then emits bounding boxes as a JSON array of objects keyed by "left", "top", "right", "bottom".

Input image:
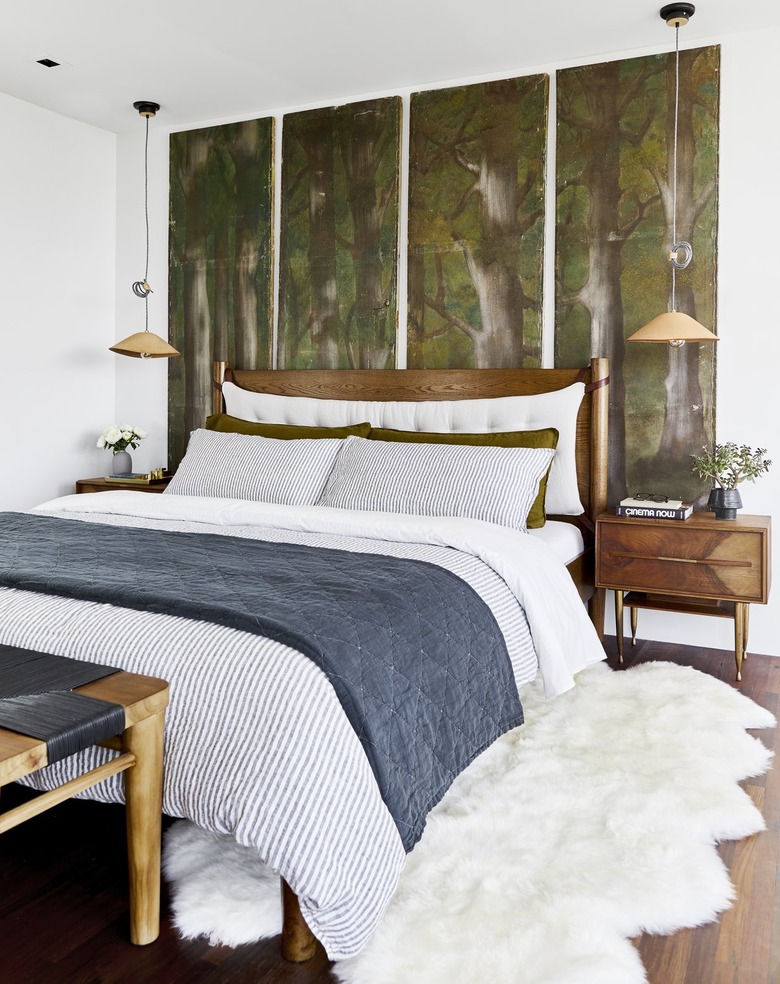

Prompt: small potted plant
[
  {"left": 691, "top": 443, "right": 772, "bottom": 519},
  {"left": 97, "top": 424, "right": 147, "bottom": 475}
]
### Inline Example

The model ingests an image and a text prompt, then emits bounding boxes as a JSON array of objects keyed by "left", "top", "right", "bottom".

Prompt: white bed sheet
[{"left": 528, "top": 520, "right": 585, "bottom": 567}]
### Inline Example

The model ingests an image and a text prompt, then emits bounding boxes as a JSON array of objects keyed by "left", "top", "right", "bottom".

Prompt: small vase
[
  {"left": 112, "top": 450, "right": 133, "bottom": 475},
  {"left": 708, "top": 487, "right": 742, "bottom": 520}
]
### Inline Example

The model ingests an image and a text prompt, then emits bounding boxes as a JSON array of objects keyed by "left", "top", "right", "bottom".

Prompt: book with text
[
  {"left": 616, "top": 498, "right": 693, "bottom": 521},
  {"left": 104, "top": 473, "right": 168, "bottom": 485}
]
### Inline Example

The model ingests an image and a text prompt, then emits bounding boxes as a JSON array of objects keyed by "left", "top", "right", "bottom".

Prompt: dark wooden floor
[{"left": 1, "top": 638, "right": 778, "bottom": 984}]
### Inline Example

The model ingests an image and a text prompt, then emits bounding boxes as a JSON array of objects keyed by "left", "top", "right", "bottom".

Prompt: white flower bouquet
[{"left": 97, "top": 424, "right": 147, "bottom": 454}]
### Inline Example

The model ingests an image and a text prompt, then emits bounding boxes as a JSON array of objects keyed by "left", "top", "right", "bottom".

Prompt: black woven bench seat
[{"left": 0, "top": 644, "right": 125, "bottom": 763}]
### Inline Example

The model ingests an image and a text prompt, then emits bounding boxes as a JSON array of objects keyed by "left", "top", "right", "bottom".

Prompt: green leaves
[{"left": 691, "top": 443, "right": 772, "bottom": 489}]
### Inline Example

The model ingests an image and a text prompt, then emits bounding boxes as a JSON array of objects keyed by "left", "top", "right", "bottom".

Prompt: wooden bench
[{"left": 0, "top": 670, "right": 169, "bottom": 945}]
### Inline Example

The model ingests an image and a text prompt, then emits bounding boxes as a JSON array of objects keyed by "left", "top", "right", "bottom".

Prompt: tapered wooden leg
[
  {"left": 123, "top": 710, "right": 165, "bottom": 945},
  {"left": 614, "top": 590, "right": 624, "bottom": 664},
  {"left": 281, "top": 879, "right": 317, "bottom": 962},
  {"left": 630, "top": 606, "right": 638, "bottom": 646},
  {"left": 734, "top": 603, "right": 748, "bottom": 682}
]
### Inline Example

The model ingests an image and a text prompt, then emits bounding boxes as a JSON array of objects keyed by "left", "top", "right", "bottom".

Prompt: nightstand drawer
[{"left": 597, "top": 520, "right": 768, "bottom": 603}]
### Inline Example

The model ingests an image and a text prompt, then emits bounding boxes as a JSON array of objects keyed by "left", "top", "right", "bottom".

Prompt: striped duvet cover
[{"left": 0, "top": 492, "right": 604, "bottom": 958}]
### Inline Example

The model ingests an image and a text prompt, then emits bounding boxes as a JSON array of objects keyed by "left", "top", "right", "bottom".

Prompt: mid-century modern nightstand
[
  {"left": 596, "top": 512, "right": 772, "bottom": 680},
  {"left": 76, "top": 476, "right": 171, "bottom": 494}
]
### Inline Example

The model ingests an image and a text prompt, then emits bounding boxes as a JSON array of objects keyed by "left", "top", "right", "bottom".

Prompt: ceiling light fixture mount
[
  {"left": 660, "top": 2, "right": 695, "bottom": 27},
  {"left": 132, "top": 100, "right": 161, "bottom": 118},
  {"left": 110, "top": 100, "right": 179, "bottom": 359},
  {"left": 628, "top": 3, "right": 718, "bottom": 346}
]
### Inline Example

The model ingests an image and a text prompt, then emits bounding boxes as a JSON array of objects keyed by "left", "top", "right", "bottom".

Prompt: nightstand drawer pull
[{"left": 614, "top": 551, "right": 752, "bottom": 569}]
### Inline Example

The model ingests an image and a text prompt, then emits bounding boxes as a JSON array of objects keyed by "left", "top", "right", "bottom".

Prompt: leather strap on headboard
[
  {"left": 575, "top": 365, "right": 610, "bottom": 393},
  {"left": 584, "top": 375, "right": 610, "bottom": 393}
]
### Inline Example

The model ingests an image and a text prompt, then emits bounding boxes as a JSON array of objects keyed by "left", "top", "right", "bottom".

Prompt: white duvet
[{"left": 1, "top": 492, "right": 604, "bottom": 958}]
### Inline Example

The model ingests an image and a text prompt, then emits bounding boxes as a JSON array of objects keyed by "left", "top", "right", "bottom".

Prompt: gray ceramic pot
[{"left": 707, "top": 487, "right": 742, "bottom": 520}]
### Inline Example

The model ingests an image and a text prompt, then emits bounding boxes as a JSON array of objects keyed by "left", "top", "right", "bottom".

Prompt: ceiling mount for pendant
[
  {"left": 133, "top": 100, "right": 161, "bottom": 118},
  {"left": 660, "top": 3, "right": 695, "bottom": 27}
]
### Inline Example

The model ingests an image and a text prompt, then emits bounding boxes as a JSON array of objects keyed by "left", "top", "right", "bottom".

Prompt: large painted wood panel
[
  {"left": 556, "top": 47, "right": 719, "bottom": 504},
  {"left": 168, "top": 118, "right": 274, "bottom": 469},
  {"left": 278, "top": 97, "right": 401, "bottom": 369},
  {"left": 407, "top": 75, "right": 547, "bottom": 368}
]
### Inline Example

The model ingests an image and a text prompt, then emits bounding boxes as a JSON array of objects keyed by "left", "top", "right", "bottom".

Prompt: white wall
[
  {"left": 0, "top": 91, "right": 116, "bottom": 508},
  {"left": 111, "top": 25, "right": 780, "bottom": 657}
]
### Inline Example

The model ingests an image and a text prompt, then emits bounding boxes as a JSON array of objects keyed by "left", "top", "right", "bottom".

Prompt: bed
[
  {"left": 0, "top": 357, "right": 609, "bottom": 962},
  {"left": 212, "top": 358, "right": 609, "bottom": 632}
]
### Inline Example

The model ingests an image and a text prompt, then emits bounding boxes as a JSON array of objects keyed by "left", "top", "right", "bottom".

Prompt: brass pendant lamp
[
  {"left": 110, "top": 101, "right": 180, "bottom": 359},
  {"left": 627, "top": 4, "right": 718, "bottom": 347}
]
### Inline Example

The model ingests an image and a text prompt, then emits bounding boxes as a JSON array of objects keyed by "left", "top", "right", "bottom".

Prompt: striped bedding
[{"left": 0, "top": 492, "right": 605, "bottom": 958}]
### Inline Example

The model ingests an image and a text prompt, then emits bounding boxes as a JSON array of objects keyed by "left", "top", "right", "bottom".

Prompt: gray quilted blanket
[{"left": 0, "top": 511, "right": 523, "bottom": 850}]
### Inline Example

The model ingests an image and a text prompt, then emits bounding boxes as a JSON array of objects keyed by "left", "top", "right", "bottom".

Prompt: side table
[
  {"left": 76, "top": 476, "right": 171, "bottom": 495},
  {"left": 596, "top": 512, "right": 772, "bottom": 681}
]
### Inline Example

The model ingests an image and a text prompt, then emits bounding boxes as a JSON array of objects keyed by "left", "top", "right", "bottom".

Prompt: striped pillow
[
  {"left": 165, "top": 429, "right": 344, "bottom": 505},
  {"left": 317, "top": 437, "right": 556, "bottom": 531},
  {"left": 367, "top": 427, "right": 558, "bottom": 529}
]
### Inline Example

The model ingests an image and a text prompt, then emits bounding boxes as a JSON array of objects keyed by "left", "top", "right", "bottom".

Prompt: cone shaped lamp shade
[
  {"left": 627, "top": 311, "right": 718, "bottom": 343},
  {"left": 109, "top": 331, "right": 180, "bottom": 358}
]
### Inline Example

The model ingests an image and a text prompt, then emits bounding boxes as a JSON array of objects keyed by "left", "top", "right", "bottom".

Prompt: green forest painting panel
[
  {"left": 408, "top": 75, "right": 547, "bottom": 369},
  {"left": 168, "top": 117, "right": 274, "bottom": 470},
  {"left": 556, "top": 47, "right": 719, "bottom": 505},
  {"left": 278, "top": 97, "right": 401, "bottom": 369}
]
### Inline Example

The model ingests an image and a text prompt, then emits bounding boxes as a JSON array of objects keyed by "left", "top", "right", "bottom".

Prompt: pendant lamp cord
[
  {"left": 670, "top": 22, "right": 692, "bottom": 309},
  {"left": 132, "top": 113, "right": 153, "bottom": 332},
  {"left": 671, "top": 23, "right": 679, "bottom": 312}
]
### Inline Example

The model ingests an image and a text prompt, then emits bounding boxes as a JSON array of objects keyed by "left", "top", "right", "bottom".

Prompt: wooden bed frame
[{"left": 212, "top": 356, "right": 610, "bottom": 960}]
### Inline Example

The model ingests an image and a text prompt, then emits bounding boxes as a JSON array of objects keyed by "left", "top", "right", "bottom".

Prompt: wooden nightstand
[
  {"left": 76, "top": 476, "right": 171, "bottom": 495},
  {"left": 596, "top": 512, "right": 772, "bottom": 681}
]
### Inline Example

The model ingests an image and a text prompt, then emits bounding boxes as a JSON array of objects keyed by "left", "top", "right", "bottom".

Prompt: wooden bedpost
[
  {"left": 280, "top": 879, "right": 318, "bottom": 962},
  {"left": 213, "top": 361, "right": 228, "bottom": 417},
  {"left": 588, "top": 357, "right": 609, "bottom": 519},
  {"left": 587, "top": 356, "right": 609, "bottom": 638}
]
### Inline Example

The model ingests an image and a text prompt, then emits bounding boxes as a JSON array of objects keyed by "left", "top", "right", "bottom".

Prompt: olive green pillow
[
  {"left": 368, "top": 427, "right": 559, "bottom": 528},
  {"left": 205, "top": 413, "right": 372, "bottom": 440}
]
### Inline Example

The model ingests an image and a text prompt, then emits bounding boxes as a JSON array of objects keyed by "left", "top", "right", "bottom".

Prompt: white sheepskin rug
[{"left": 163, "top": 661, "right": 775, "bottom": 983}]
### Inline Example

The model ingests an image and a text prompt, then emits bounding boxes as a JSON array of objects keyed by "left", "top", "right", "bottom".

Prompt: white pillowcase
[
  {"left": 165, "top": 429, "right": 344, "bottom": 505},
  {"left": 317, "top": 436, "right": 556, "bottom": 532},
  {"left": 223, "top": 380, "right": 585, "bottom": 515}
]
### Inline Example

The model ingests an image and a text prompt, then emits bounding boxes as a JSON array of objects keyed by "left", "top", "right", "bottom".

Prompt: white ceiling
[{"left": 2, "top": 0, "right": 779, "bottom": 133}]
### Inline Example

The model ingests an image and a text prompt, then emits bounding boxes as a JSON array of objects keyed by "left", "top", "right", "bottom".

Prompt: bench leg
[
  {"left": 123, "top": 710, "right": 165, "bottom": 945},
  {"left": 281, "top": 879, "right": 317, "bottom": 962}
]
